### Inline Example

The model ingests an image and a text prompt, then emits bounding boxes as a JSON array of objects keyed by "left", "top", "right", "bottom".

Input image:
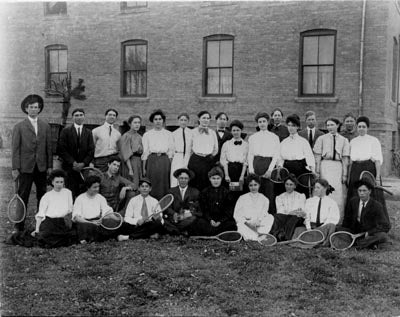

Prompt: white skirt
[{"left": 320, "top": 160, "right": 347, "bottom": 223}]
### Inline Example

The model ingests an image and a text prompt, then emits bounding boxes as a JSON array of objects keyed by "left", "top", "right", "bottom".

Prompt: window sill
[
  {"left": 198, "top": 96, "right": 237, "bottom": 103},
  {"left": 119, "top": 97, "right": 150, "bottom": 102},
  {"left": 294, "top": 97, "right": 338, "bottom": 103},
  {"left": 120, "top": 8, "right": 149, "bottom": 15},
  {"left": 44, "top": 15, "right": 69, "bottom": 20},
  {"left": 200, "top": 1, "right": 237, "bottom": 7}
]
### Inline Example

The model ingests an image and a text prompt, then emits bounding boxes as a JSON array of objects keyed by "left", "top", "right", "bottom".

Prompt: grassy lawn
[{"left": 1, "top": 167, "right": 399, "bottom": 316}]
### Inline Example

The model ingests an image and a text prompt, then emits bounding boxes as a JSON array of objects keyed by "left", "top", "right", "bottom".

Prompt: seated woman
[
  {"left": 31, "top": 170, "right": 77, "bottom": 248},
  {"left": 234, "top": 174, "right": 303, "bottom": 241},
  {"left": 72, "top": 175, "right": 115, "bottom": 243},
  {"left": 275, "top": 174, "right": 306, "bottom": 217},
  {"left": 186, "top": 167, "right": 237, "bottom": 236},
  {"left": 117, "top": 177, "right": 165, "bottom": 241},
  {"left": 294, "top": 178, "right": 340, "bottom": 247}
]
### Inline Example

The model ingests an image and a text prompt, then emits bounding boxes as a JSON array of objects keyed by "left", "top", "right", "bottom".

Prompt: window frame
[
  {"left": 44, "top": 2, "right": 67, "bottom": 16},
  {"left": 45, "top": 44, "right": 68, "bottom": 95},
  {"left": 392, "top": 36, "right": 399, "bottom": 104},
  {"left": 299, "top": 29, "right": 337, "bottom": 97},
  {"left": 203, "top": 34, "right": 234, "bottom": 97},
  {"left": 121, "top": 39, "right": 148, "bottom": 98},
  {"left": 120, "top": 1, "right": 148, "bottom": 11}
]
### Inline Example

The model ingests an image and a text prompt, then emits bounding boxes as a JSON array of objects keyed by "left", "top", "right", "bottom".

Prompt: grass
[{"left": 1, "top": 166, "right": 399, "bottom": 316}]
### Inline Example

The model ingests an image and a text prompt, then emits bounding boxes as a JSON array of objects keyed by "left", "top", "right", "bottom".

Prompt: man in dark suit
[
  {"left": 11, "top": 94, "right": 53, "bottom": 232},
  {"left": 298, "top": 110, "right": 325, "bottom": 148},
  {"left": 163, "top": 168, "right": 200, "bottom": 235},
  {"left": 215, "top": 112, "right": 232, "bottom": 163},
  {"left": 342, "top": 180, "right": 391, "bottom": 249},
  {"left": 58, "top": 108, "right": 95, "bottom": 199}
]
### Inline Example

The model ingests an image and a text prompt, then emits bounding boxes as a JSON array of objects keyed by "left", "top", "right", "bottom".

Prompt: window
[
  {"left": 44, "top": 2, "right": 67, "bottom": 15},
  {"left": 120, "top": 1, "right": 147, "bottom": 10},
  {"left": 392, "top": 37, "right": 399, "bottom": 103},
  {"left": 300, "top": 29, "right": 336, "bottom": 96},
  {"left": 121, "top": 40, "right": 147, "bottom": 97},
  {"left": 204, "top": 35, "right": 234, "bottom": 96},
  {"left": 45, "top": 45, "right": 68, "bottom": 90}
]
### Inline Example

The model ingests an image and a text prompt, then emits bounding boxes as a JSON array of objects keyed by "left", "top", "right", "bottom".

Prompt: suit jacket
[
  {"left": 298, "top": 128, "right": 325, "bottom": 148},
  {"left": 12, "top": 118, "right": 52, "bottom": 173},
  {"left": 215, "top": 128, "right": 233, "bottom": 161},
  {"left": 343, "top": 197, "right": 391, "bottom": 235},
  {"left": 57, "top": 124, "right": 95, "bottom": 170},
  {"left": 165, "top": 186, "right": 200, "bottom": 219}
]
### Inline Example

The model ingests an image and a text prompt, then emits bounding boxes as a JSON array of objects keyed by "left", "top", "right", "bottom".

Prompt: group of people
[{"left": 9, "top": 94, "right": 391, "bottom": 250}]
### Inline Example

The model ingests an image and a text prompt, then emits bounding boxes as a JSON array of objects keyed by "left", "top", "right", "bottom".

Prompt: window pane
[
  {"left": 207, "top": 41, "right": 220, "bottom": 67},
  {"left": 303, "top": 36, "right": 318, "bottom": 65},
  {"left": 125, "top": 46, "right": 136, "bottom": 69},
  {"left": 318, "top": 66, "right": 334, "bottom": 94},
  {"left": 137, "top": 71, "right": 147, "bottom": 95},
  {"left": 46, "top": 2, "right": 67, "bottom": 15},
  {"left": 207, "top": 69, "right": 220, "bottom": 94},
  {"left": 220, "top": 68, "right": 232, "bottom": 94},
  {"left": 220, "top": 40, "right": 233, "bottom": 67},
  {"left": 58, "top": 50, "right": 68, "bottom": 72},
  {"left": 319, "top": 35, "right": 334, "bottom": 64},
  {"left": 49, "top": 50, "right": 59, "bottom": 72},
  {"left": 135, "top": 45, "right": 147, "bottom": 69},
  {"left": 303, "top": 66, "right": 318, "bottom": 94}
]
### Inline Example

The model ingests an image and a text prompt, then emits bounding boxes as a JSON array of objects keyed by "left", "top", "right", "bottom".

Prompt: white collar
[
  {"left": 104, "top": 122, "right": 113, "bottom": 128},
  {"left": 307, "top": 127, "right": 315, "bottom": 132},
  {"left": 28, "top": 116, "right": 37, "bottom": 123},
  {"left": 360, "top": 199, "right": 369, "bottom": 206},
  {"left": 74, "top": 123, "right": 83, "bottom": 130}
]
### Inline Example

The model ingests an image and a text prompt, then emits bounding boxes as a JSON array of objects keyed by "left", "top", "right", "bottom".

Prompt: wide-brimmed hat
[
  {"left": 21, "top": 94, "right": 44, "bottom": 114},
  {"left": 173, "top": 168, "right": 195, "bottom": 179},
  {"left": 139, "top": 177, "right": 152, "bottom": 186}
]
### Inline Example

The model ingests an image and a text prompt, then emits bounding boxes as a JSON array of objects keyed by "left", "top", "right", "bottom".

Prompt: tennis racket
[
  {"left": 99, "top": 212, "right": 123, "bottom": 230},
  {"left": 80, "top": 167, "right": 104, "bottom": 181},
  {"left": 276, "top": 229, "right": 325, "bottom": 245},
  {"left": 7, "top": 178, "right": 26, "bottom": 223},
  {"left": 191, "top": 231, "right": 243, "bottom": 243},
  {"left": 270, "top": 167, "right": 290, "bottom": 183},
  {"left": 257, "top": 233, "right": 278, "bottom": 246},
  {"left": 297, "top": 172, "right": 317, "bottom": 197},
  {"left": 143, "top": 193, "right": 174, "bottom": 222},
  {"left": 330, "top": 231, "right": 366, "bottom": 251},
  {"left": 359, "top": 171, "right": 393, "bottom": 195}
]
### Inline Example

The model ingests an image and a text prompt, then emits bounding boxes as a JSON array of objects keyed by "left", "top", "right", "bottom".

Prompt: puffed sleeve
[
  {"left": 141, "top": 132, "right": 150, "bottom": 160},
  {"left": 220, "top": 142, "right": 229, "bottom": 168},
  {"left": 371, "top": 136, "right": 383, "bottom": 164}
]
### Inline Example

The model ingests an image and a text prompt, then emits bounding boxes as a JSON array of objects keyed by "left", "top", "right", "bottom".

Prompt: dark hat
[
  {"left": 21, "top": 94, "right": 44, "bottom": 114},
  {"left": 149, "top": 109, "right": 166, "bottom": 122},
  {"left": 173, "top": 168, "right": 195, "bottom": 179},
  {"left": 139, "top": 177, "right": 152, "bottom": 186},
  {"left": 354, "top": 179, "right": 373, "bottom": 190}
]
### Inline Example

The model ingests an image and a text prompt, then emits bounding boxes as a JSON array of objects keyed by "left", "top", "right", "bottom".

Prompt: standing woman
[
  {"left": 347, "top": 116, "right": 383, "bottom": 203},
  {"left": 314, "top": 118, "right": 349, "bottom": 220},
  {"left": 170, "top": 113, "right": 193, "bottom": 187},
  {"left": 278, "top": 114, "right": 315, "bottom": 197},
  {"left": 119, "top": 115, "right": 143, "bottom": 190},
  {"left": 142, "top": 109, "right": 174, "bottom": 200},
  {"left": 220, "top": 119, "right": 248, "bottom": 196},
  {"left": 248, "top": 112, "right": 280, "bottom": 213},
  {"left": 188, "top": 111, "right": 218, "bottom": 191},
  {"left": 268, "top": 108, "right": 289, "bottom": 142}
]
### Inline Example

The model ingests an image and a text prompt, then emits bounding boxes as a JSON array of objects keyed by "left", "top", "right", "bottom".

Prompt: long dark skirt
[
  {"left": 37, "top": 217, "right": 77, "bottom": 248},
  {"left": 146, "top": 153, "right": 170, "bottom": 200},
  {"left": 228, "top": 162, "right": 245, "bottom": 203},
  {"left": 346, "top": 160, "right": 388, "bottom": 219},
  {"left": 186, "top": 218, "right": 237, "bottom": 236},
  {"left": 253, "top": 156, "right": 276, "bottom": 213},
  {"left": 188, "top": 153, "right": 215, "bottom": 191},
  {"left": 283, "top": 159, "right": 310, "bottom": 198},
  {"left": 76, "top": 222, "right": 118, "bottom": 242},
  {"left": 269, "top": 214, "right": 305, "bottom": 242},
  {"left": 117, "top": 220, "right": 167, "bottom": 239}
]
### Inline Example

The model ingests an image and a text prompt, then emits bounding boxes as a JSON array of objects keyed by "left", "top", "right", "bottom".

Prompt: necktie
[
  {"left": 316, "top": 198, "right": 322, "bottom": 227},
  {"left": 234, "top": 140, "right": 242, "bottom": 146},
  {"left": 308, "top": 129, "right": 313, "bottom": 147},
  {"left": 332, "top": 135, "right": 336, "bottom": 161},
  {"left": 181, "top": 188, "right": 185, "bottom": 200},
  {"left": 141, "top": 197, "right": 148, "bottom": 218},
  {"left": 109, "top": 125, "right": 112, "bottom": 136},
  {"left": 182, "top": 128, "right": 186, "bottom": 154},
  {"left": 359, "top": 202, "right": 365, "bottom": 222}
]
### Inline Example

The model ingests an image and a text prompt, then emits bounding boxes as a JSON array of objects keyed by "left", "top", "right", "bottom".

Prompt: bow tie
[
  {"left": 234, "top": 140, "right": 242, "bottom": 146},
  {"left": 199, "top": 127, "right": 209, "bottom": 134},
  {"left": 218, "top": 129, "right": 225, "bottom": 133}
]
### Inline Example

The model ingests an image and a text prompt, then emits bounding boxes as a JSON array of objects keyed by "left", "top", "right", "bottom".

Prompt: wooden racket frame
[
  {"left": 329, "top": 231, "right": 366, "bottom": 251},
  {"left": 7, "top": 178, "right": 26, "bottom": 224}
]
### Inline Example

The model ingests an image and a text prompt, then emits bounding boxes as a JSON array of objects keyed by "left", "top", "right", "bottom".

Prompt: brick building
[{"left": 0, "top": 1, "right": 399, "bottom": 175}]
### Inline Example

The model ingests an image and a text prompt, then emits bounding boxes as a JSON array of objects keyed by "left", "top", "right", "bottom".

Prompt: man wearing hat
[
  {"left": 11, "top": 94, "right": 53, "bottom": 232},
  {"left": 164, "top": 168, "right": 200, "bottom": 234}
]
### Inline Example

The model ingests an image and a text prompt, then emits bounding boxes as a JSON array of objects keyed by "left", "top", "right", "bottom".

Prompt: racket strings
[
  {"left": 8, "top": 197, "right": 26, "bottom": 223},
  {"left": 101, "top": 213, "right": 123, "bottom": 229},
  {"left": 271, "top": 168, "right": 290, "bottom": 183},
  {"left": 330, "top": 233, "right": 353, "bottom": 250},
  {"left": 218, "top": 231, "right": 242, "bottom": 242},
  {"left": 297, "top": 174, "right": 316, "bottom": 188},
  {"left": 258, "top": 234, "right": 277, "bottom": 246},
  {"left": 299, "top": 230, "right": 324, "bottom": 243},
  {"left": 158, "top": 195, "right": 174, "bottom": 210}
]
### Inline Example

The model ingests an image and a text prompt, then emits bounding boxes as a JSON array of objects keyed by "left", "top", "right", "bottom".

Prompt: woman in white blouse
[
  {"left": 188, "top": 110, "right": 219, "bottom": 191},
  {"left": 275, "top": 174, "right": 306, "bottom": 217},
  {"left": 142, "top": 109, "right": 174, "bottom": 200},
  {"left": 278, "top": 114, "right": 315, "bottom": 198},
  {"left": 31, "top": 170, "right": 76, "bottom": 248},
  {"left": 170, "top": 113, "right": 193, "bottom": 187}
]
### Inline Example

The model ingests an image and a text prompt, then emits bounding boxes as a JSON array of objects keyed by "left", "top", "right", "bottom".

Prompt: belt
[
  {"left": 175, "top": 151, "right": 184, "bottom": 154},
  {"left": 95, "top": 153, "right": 118, "bottom": 159},
  {"left": 132, "top": 152, "right": 142, "bottom": 157},
  {"left": 353, "top": 159, "right": 372, "bottom": 163},
  {"left": 194, "top": 152, "right": 211, "bottom": 158},
  {"left": 150, "top": 152, "right": 167, "bottom": 157}
]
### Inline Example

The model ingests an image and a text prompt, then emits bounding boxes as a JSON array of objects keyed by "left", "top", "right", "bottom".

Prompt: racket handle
[{"left": 14, "top": 179, "right": 19, "bottom": 194}]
